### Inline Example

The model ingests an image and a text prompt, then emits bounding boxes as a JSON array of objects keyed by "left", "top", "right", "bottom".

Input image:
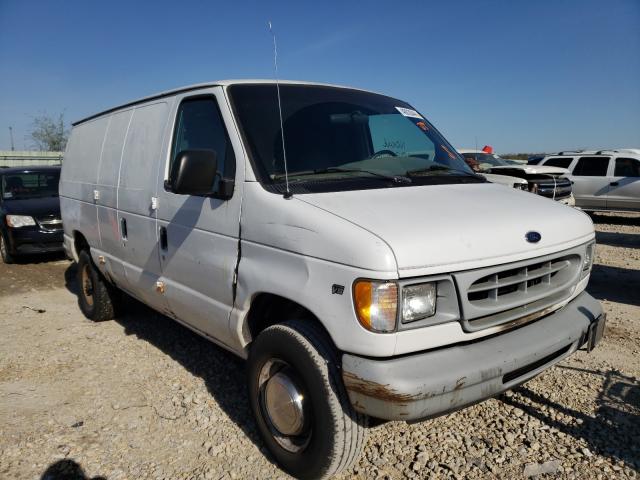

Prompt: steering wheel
[{"left": 371, "top": 150, "right": 398, "bottom": 159}]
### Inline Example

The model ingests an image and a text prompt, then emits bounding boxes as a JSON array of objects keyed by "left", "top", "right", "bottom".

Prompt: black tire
[
  {"left": 76, "top": 250, "right": 121, "bottom": 321},
  {"left": 0, "top": 234, "right": 15, "bottom": 264},
  {"left": 248, "top": 319, "right": 367, "bottom": 480}
]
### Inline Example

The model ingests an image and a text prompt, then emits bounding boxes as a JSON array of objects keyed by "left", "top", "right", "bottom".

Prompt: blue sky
[{"left": 1, "top": 0, "right": 638, "bottom": 153}]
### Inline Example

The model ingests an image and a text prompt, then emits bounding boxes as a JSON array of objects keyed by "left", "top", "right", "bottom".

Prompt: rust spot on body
[{"left": 342, "top": 371, "right": 421, "bottom": 403}]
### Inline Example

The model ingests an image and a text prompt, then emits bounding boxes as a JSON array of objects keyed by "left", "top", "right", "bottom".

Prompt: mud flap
[{"left": 587, "top": 313, "right": 606, "bottom": 352}]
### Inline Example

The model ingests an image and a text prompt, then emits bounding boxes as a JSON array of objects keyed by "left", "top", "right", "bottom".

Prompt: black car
[{"left": 0, "top": 166, "right": 63, "bottom": 263}]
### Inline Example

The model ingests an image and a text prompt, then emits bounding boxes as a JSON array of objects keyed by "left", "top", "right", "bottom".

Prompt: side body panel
[
  {"left": 117, "top": 101, "right": 170, "bottom": 309},
  {"left": 232, "top": 182, "right": 399, "bottom": 357},
  {"left": 60, "top": 117, "right": 110, "bottom": 250},
  {"left": 606, "top": 156, "right": 640, "bottom": 211},
  {"left": 568, "top": 158, "right": 611, "bottom": 209},
  {"left": 156, "top": 87, "right": 243, "bottom": 348},
  {"left": 95, "top": 109, "right": 133, "bottom": 284}
]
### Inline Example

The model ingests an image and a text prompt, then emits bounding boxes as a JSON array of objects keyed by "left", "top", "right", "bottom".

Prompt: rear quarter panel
[{"left": 60, "top": 117, "right": 110, "bottom": 252}]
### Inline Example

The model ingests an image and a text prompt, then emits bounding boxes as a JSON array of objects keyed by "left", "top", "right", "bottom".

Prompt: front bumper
[
  {"left": 342, "top": 291, "right": 603, "bottom": 421},
  {"left": 5, "top": 227, "right": 64, "bottom": 255}
]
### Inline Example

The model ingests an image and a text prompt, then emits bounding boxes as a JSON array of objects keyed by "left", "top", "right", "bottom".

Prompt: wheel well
[
  {"left": 73, "top": 231, "right": 89, "bottom": 256},
  {"left": 245, "top": 293, "right": 333, "bottom": 346}
]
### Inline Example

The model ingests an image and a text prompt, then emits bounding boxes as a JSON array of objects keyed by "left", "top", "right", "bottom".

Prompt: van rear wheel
[
  {"left": 247, "top": 319, "right": 367, "bottom": 479},
  {"left": 77, "top": 250, "right": 121, "bottom": 321}
]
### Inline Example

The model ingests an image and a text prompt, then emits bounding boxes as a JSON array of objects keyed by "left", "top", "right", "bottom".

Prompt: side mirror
[{"left": 168, "top": 149, "right": 220, "bottom": 196}]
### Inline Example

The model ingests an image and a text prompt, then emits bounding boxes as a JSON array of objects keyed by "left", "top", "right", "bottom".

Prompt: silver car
[{"left": 538, "top": 150, "right": 640, "bottom": 212}]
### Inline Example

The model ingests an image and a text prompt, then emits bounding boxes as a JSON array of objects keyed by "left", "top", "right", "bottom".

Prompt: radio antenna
[{"left": 268, "top": 21, "right": 291, "bottom": 199}]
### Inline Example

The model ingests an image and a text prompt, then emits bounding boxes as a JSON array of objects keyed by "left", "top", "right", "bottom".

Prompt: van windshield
[
  {"left": 1, "top": 171, "right": 60, "bottom": 200},
  {"left": 228, "top": 84, "right": 479, "bottom": 193}
]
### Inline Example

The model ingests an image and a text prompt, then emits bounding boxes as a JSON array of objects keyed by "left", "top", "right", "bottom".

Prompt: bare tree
[{"left": 29, "top": 113, "right": 69, "bottom": 151}]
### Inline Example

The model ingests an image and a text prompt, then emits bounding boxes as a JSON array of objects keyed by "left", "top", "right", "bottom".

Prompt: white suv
[
  {"left": 537, "top": 150, "right": 640, "bottom": 212},
  {"left": 459, "top": 149, "right": 575, "bottom": 206}
]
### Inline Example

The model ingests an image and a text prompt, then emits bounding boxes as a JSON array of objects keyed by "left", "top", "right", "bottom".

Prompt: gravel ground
[{"left": 0, "top": 212, "right": 638, "bottom": 480}]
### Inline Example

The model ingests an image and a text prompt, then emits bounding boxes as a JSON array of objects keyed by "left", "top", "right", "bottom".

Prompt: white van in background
[{"left": 61, "top": 80, "right": 605, "bottom": 479}]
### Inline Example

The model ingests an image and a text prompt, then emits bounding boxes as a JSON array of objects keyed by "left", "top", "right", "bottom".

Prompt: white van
[{"left": 61, "top": 80, "right": 605, "bottom": 479}]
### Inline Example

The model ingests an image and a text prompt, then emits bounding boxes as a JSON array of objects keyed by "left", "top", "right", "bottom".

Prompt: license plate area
[{"left": 587, "top": 314, "right": 606, "bottom": 352}]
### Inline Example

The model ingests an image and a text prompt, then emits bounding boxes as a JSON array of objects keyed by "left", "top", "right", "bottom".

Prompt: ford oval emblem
[{"left": 526, "top": 231, "right": 542, "bottom": 243}]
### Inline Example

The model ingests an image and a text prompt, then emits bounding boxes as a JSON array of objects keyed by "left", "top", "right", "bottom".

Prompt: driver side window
[{"left": 170, "top": 97, "right": 236, "bottom": 191}]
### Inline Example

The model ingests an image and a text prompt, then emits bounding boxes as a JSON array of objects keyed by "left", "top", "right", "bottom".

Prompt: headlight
[
  {"left": 402, "top": 283, "right": 437, "bottom": 322},
  {"left": 583, "top": 241, "right": 595, "bottom": 272},
  {"left": 353, "top": 280, "right": 398, "bottom": 333},
  {"left": 514, "top": 182, "right": 528, "bottom": 191},
  {"left": 5, "top": 215, "right": 36, "bottom": 228}
]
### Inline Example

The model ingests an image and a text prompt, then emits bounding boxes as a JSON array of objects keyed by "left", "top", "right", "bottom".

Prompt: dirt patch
[{"left": 0, "top": 252, "right": 70, "bottom": 297}]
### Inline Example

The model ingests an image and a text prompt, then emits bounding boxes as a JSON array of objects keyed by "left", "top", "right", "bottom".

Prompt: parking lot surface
[{"left": 1, "top": 213, "right": 638, "bottom": 479}]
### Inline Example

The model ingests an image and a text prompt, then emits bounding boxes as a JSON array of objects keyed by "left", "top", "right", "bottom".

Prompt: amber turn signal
[{"left": 353, "top": 280, "right": 398, "bottom": 333}]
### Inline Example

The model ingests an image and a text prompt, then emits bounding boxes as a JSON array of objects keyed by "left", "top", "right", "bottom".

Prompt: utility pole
[{"left": 9, "top": 126, "right": 15, "bottom": 151}]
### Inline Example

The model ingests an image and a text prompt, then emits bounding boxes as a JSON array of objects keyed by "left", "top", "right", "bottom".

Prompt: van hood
[{"left": 298, "top": 183, "right": 594, "bottom": 276}]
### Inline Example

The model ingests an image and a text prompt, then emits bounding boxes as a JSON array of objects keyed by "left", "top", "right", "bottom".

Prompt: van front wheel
[
  {"left": 77, "top": 250, "right": 121, "bottom": 321},
  {"left": 247, "top": 320, "right": 367, "bottom": 479}
]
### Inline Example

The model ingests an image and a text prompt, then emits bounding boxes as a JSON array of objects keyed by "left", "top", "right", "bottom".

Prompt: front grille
[
  {"left": 534, "top": 178, "right": 572, "bottom": 200},
  {"left": 467, "top": 257, "right": 571, "bottom": 303},
  {"left": 453, "top": 246, "right": 584, "bottom": 332},
  {"left": 37, "top": 216, "right": 63, "bottom": 231}
]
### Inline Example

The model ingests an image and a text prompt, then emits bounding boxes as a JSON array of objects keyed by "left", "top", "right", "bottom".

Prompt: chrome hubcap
[
  {"left": 264, "top": 372, "right": 305, "bottom": 436},
  {"left": 258, "top": 359, "right": 311, "bottom": 452}
]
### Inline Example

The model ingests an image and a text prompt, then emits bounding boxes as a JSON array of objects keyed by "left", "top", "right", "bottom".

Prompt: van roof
[{"left": 72, "top": 79, "right": 380, "bottom": 126}]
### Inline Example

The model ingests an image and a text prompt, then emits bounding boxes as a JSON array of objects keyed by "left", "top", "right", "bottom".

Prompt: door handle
[
  {"left": 159, "top": 226, "right": 168, "bottom": 250},
  {"left": 610, "top": 181, "right": 619, "bottom": 186},
  {"left": 120, "top": 217, "right": 128, "bottom": 240}
]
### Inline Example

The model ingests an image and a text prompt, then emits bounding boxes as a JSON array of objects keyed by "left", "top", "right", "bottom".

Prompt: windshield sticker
[{"left": 395, "top": 107, "right": 423, "bottom": 119}]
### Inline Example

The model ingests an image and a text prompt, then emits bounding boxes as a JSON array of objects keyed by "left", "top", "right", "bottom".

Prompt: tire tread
[
  {"left": 77, "top": 250, "right": 121, "bottom": 322},
  {"left": 265, "top": 320, "right": 367, "bottom": 479}
]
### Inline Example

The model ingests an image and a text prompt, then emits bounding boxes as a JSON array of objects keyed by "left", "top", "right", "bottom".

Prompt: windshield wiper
[
  {"left": 406, "top": 164, "right": 483, "bottom": 180},
  {"left": 273, "top": 167, "right": 411, "bottom": 184}
]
